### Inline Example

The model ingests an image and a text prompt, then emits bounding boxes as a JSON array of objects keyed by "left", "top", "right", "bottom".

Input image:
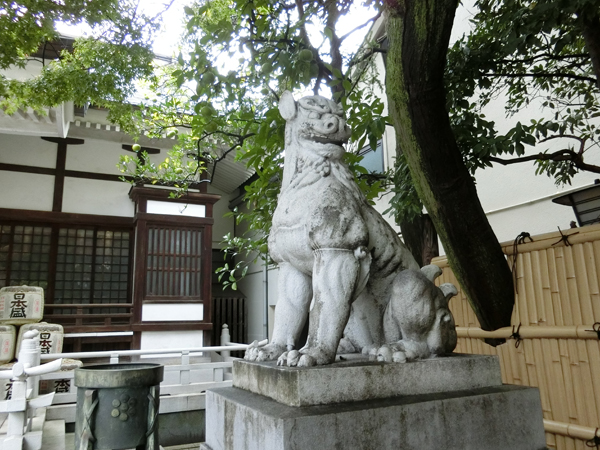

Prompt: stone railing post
[
  {"left": 0, "top": 330, "right": 62, "bottom": 450},
  {"left": 221, "top": 324, "right": 231, "bottom": 360}
]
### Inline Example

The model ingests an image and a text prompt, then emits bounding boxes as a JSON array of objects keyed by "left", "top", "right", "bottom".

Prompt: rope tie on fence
[
  {"left": 146, "top": 389, "right": 160, "bottom": 438},
  {"left": 552, "top": 226, "right": 579, "bottom": 247},
  {"left": 586, "top": 322, "right": 600, "bottom": 340},
  {"left": 512, "top": 232, "right": 533, "bottom": 294},
  {"left": 585, "top": 428, "right": 600, "bottom": 448},
  {"left": 80, "top": 391, "right": 98, "bottom": 449},
  {"left": 510, "top": 323, "right": 523, "bottom": 348}
]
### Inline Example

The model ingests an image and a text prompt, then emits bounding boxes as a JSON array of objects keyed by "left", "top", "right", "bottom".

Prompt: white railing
[
  {"left": 0, "top": 331, "right": 65, "bottom": 450},
  {"left": 2, "top": 325, "right": 265, "bottom": 430},
  {"left": 39, "top": 343, "right": 250, "bottom": 364}
]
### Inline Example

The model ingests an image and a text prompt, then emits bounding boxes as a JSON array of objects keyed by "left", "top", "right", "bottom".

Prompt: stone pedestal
[{"left": 201, "top": 355, "right": 547, "bottom": 450}]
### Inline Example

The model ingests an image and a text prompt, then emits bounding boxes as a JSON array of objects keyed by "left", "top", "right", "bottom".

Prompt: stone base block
[
  {"left": 201, "top": 384, "right": 547, "bottom": 450},
  {"left": 233, "top": 354, "right": 502, "bottom": 406}
]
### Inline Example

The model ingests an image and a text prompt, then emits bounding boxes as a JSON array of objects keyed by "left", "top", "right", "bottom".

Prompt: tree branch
[
  {"left": 480, "top": 71, "right": 597, "bottom": 83},
  {"left": 347, "top": 47, "right": 387, "bottom": 68},
  {"left": 294, "top": 0, "right": 311, "bottom": 48},
  {"left": 489, "top": 147, "right": 600, "bottom": 174},
  {"left": 325, "top": 1, "right": 343, "bottom": 94},
  {"left": 499, "top": 53, "right": 589, "bottom": 65}
]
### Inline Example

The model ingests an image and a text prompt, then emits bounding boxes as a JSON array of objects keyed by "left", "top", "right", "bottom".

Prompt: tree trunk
[
  {"left": 577, "top": 7, "right": 600, "bottom": 88},
  {"left": 399, "top": 214, "right": 438, "bottom": 267},
  {"left": 385, "top": 0, "right": 514, "bottom": 333}
]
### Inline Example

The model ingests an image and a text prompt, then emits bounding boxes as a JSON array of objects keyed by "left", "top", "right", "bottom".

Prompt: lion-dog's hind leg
[
  {"left": 290, "top": 248, "right": 360, "bottom": 367},
  {"left": 248, "top": 262, "right": 312, "bottom": 363}
]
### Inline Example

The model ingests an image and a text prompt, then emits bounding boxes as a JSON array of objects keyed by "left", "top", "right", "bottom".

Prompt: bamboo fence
[{"left": 433, "top": 223, "right": 600, "bottom": 450}]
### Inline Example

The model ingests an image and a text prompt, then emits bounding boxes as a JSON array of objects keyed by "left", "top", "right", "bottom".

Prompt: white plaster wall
[
  {"left": 236, "top": 262, "right": 278, "bottom": 343},
  {"left": 142, "top": 303, "right": 204, "bottom": 322},
  {"left": 0, "top": 171, "right": 54, "bottom": 211},
  {"left": 140, "top": 330, "right": 204, "bottom": 350},
  {"left": 474, "top": 159, "right": 600, "bottom": 246},
  {"left": 485, "top": 199, "right": 580, "bottom": 245},
  {"left": 1, "top": 61, "right": 43, "bottom": 81},
  {"left": 62, "top": 177, "right": 135, "bottom": 217},
  {"left": 208, "top": 185, "right": 235, "bottom": 249},
  {"left": 0, "top": 134, "right": 57, "bottom": 168},
  {"left": 372, "top": 191, "right": 401, "bottom": 234},
  {"left": 66, "top": 137, "right": 136, "bottom": 175},
  {"left": 237, "top": 271, "right": 266, "bottom": 343},
  {"left": 147, "top": 200, "right": 206, "bottom": 217},
  {"left": 267, "top": 267, "right": 278, "bottom": 339}
]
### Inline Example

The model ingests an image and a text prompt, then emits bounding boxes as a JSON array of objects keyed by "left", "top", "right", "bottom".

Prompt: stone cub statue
[
  {"left": 244, "top": 91, "right": 457, "bottom": 367},
  {"left": 379, "top": 265, "right": 457, "bottom": 362}
]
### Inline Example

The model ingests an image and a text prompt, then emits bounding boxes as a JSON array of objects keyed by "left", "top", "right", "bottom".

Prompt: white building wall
[
  {"left": 236, "top": 262, "right": 278, "bottom": 343},
  {"left": 375, "top": 110, "right": 596, "bottom": 252},
  {"left": 208, "top": 185, "right": 235, "bottom": 249},
  {"left": 65, "top": 137, "right": 130, "bottom": 175},
  {"left": 140, "top": 330, "right": 204, "bottom": 351},
  {"left": 473, "top": 161, "right": 598, "bottom": 245},
  {"left": 0, "top": 171, "right": 54, "bottom": 211},
  {"left": 0, "top": 134, "right": 57, "bottom": 167},
  {"left": 62, "top": 177, "right": 135, "bottom": 217}
]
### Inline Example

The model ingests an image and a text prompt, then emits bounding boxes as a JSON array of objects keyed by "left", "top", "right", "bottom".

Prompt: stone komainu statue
[{"left": 245, "top": 91, "right": 457, "bottom": 367}]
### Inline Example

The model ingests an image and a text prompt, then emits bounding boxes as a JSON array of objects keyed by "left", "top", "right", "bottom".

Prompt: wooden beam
[
  {"left": 40, "top": 137, "right": 85, "bottom": 212},
  {"left": 0, "top": 207, "right": 133, "bottom": 226},
  {"left": 0, "top": 162, "right": 136, "bottom": 183}
]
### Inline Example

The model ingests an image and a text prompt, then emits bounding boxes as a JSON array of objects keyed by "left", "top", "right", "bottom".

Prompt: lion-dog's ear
[{"left": 279, "top": 91, "right": 297, "bottom": 121}]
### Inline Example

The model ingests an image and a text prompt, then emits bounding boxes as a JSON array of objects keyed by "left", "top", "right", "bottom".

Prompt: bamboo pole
[
  {"left": 531, "top": 250, "right": 547, "bottom": 324},
  {"left": 501, "top": 223, "right": 600, "bottom": 255},
  {"left": 583, "top": 242, "right": 600, "bottom": 319},
  {"left": 551, "top": 339, "right": 571, "bottom": 424},
  {"left": 524, "top": 252, "right": 538, "bottom": 325},
  {"left": 574, "top": 244, "right": 593, "bottom": 321},
  {"left": 456, "top": 325, "right": 599, "bottom": 340},
  {"left": 565, "top": 246, "right": 583, "bottom": 325},
  {"left": 540, "top": 249, "right": 555, "bottom": 326},
  {"left": 591, "top": 241, "right": 600, "bottom": 318},
  {"left": 541, "top": 339, "right": 558, "bottom": 417},
  {"left": 547, "top": 247, "right": 565, "bottom": 325},
  {"left": 544, "top": 419, "right": 600, "bottom": 442},
  {"left": 532, "top": 338, "right": 551, "bottom": 415},
  {"left": 586, "top": 339, "right": 600, "bottom": 423}
]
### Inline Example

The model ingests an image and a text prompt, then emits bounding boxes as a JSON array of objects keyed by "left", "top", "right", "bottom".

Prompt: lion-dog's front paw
[{"left": 245, "top": 342, "right": 286, "bottom": 362}]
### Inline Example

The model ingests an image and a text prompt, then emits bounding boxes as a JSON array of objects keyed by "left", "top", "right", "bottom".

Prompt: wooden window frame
[
  {"left": 129, "top": 187, "right": 220, "bottom": 345},
  {"left": 0, "top": 208, "right": 135, "bottom": 336}
]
